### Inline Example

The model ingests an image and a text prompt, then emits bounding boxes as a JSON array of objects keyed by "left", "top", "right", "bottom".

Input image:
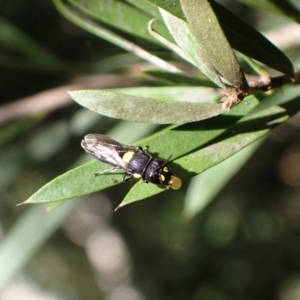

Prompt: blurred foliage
[{"left": 1, "top": 1, "right": 300, "bottom": 300}]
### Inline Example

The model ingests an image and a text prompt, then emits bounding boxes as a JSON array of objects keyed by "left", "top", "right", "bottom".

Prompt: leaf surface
[{"left": 70, "top": 89, "right": 224, "bottom": 124}]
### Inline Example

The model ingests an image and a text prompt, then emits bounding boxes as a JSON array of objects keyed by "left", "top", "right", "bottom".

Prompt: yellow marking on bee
[
  {"left": 163, "top": 166, "right": 168, "bottom": 172},
  {"left": 133, "top": 173, "right": 141, "bottom": 179},
  {"left": 123, "top": 151, "right": 135, "bottom": 163},
  {"left": 160, "top": 174, "right": 166, "bottom": 183}
]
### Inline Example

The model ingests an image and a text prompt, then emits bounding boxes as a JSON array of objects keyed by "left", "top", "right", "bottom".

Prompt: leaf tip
[
  {"left": 16, "top": 199, "right": 30, "bottom": 206},
  {"left": 114, "top": 203, "right": 124, "bottom": 211}
]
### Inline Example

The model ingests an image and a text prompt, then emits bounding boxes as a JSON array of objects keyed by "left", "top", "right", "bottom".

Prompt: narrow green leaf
[
  {"left": 69, "top": 89, "right": 224, "bottom": 124},
  {"left": 148, "top": 0, "right": 294, "bottom": 76},
  {"left": 248, "top": 85, "right": 300, "bottom": 115},
  {"left": 124, "top": 0, "right": 162, "bottom": 18},
  {"left": 143, "top": 70, "right": 218, "bottom": 87},
  {"left": 54, "top": 0, "right": 180, "bottom": 72},
  {"left": 239, "top": 0, "right": 288, "bottom": 14},
  {"left": 159, "top": 8, "right": 225, "bottom": 88},
  {"left": 240, "top": 0, "right": 300, "bottom": 24},
  {"left": 0, "top": 201, "right": 78, "bottom": 291},
  {"left": 210, "top": 1, "right": 294, "bottom": 77},
  {"left": 23, "top": 160, "right": 123, "bottom": 204},
  {"left": 120, "top": 86, "right": 300, "bottom": 206},
  {"left": 68, "top": 0, "right": 170, "bottom": 43},
  {"left": 180, "top": 0, "right": 247, "bottom": 90},
  {"left": 183, "top": 139, "right": 262, "bottom": 219},
  {"left": 104, "top": 121, "right": 157, "bottom": 145},
  {"left": 119, "top": 92, "right": 300, "bottom": 207},
  {"left": 25, "top": 96, "right": 260, "bottom": 204},
  {"left": 112, "top": 86, "right": 220, "bottom": 103}
]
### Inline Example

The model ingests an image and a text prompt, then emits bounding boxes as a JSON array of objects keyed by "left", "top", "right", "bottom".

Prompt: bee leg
[
  {"left": 94, "top": 166, "right": 120, "bottom": 176},
  {"left": 143, "top": 145, "right": 149, "bottom": 153},
  {"left": 122, "top": 172, "right": 133, "bottom": 182}
]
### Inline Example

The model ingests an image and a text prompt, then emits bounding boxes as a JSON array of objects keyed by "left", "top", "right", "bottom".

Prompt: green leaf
[
  {"left": 240, "top": 0, "right": 300, "bottom": 24},
  {"left": 69, "top": 89, "right": 224, "bottom": 124},
  {"left": 248, "top": 85, "right": 300, "bottom": 115},
  {"left": 148, "top": 0, "right": 294, "bottom": 77},
  {"left": 0, "top": 201, "right": 78, "bottom": 291},
  {"left": 124, "top": 0, "right": 162, "bottom": 18},
  {"left": 180, "top": 0, "right": 247, "bottom": 90},
  {"left": 143, "top": 70, "right": 218, "bottom": 87},
  {"left": 183, "top": 139, "right": 263, "bottom": 219},
  {"left": 212, "top": 1, "right": 294, "bottom": 77},
  {"left": 239, "top": 0, "right": 288, "bottom": 14},
  {"left": 112, "top": 86, "right": 220, "bottom": 103},
  {"left": 54, "top": 0, "right": 181, "bottom": 72},
  {"left": 158, "top": 8, "right": 225, "bottom": 88},
  {"left": 24, "top": 95, "right": 260, "bottom": 205},
  {"left": 68, "top": 0, "right": 171, "bottom": 43},
  {"left": 23, "top": 160, "right": 123, "bottom": 204},
  {"left": 119, "top": 88, "right": 300, "bottom": 207}
]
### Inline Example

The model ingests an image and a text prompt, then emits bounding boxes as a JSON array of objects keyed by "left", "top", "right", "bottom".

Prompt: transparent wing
[{"left": 81, "top": 134, "right": 135, "bottom": 169}]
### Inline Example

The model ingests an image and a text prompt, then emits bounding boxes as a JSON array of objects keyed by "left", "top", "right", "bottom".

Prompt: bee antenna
[{"left": 162, "top": 153, "right": 174, "bottom": 168}]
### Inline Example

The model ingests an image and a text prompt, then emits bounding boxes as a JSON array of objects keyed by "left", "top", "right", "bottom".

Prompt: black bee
[{"left": 81, "top": 134, "right": 182, "bottom": 190}]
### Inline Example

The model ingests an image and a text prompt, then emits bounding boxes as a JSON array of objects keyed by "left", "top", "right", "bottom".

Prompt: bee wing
[{"left": 81, "top": 134, "right": 134, "bottom": 169}]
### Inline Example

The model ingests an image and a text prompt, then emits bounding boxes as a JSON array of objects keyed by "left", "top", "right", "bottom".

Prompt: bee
[{"left": 81, "top": 134, "right": 182, "bottom": 190}]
